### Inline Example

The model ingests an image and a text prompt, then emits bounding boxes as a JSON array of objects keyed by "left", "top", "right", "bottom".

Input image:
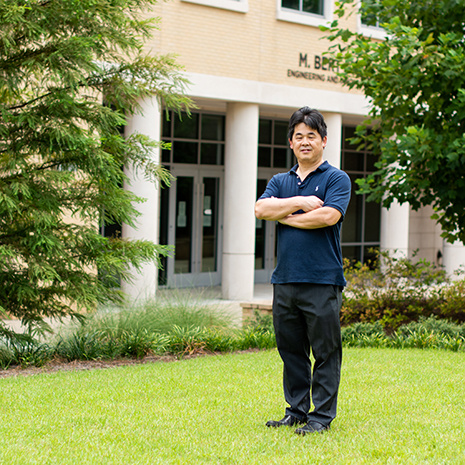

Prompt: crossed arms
[{"left": 254, "top": 195, "right": 342, "bottom": 229}]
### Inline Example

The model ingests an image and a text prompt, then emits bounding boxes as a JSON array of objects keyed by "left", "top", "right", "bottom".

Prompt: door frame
[{"left": 164, "top": 164, "right": 224, "bottom": 288}]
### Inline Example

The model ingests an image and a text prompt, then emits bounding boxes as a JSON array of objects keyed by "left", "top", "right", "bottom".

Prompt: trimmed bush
[{"left": 342, "top": 251, "right": 465, "bottom": 330}]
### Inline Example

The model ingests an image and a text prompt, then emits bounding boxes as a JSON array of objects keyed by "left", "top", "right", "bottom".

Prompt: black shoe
[
  {"left": 266, "top": 414, "right": 305, "bottom": 428},
  {"left": 295, "top": 421, "right": 330, "bottom": 435}
]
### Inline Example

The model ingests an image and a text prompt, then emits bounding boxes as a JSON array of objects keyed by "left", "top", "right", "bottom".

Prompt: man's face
[{"left": 289, "top": 122, "right": 327, "bottom": 166}]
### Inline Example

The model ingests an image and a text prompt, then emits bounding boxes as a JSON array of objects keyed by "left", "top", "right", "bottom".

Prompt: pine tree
[{"left": 0, "top": 0, "right": 193, "bottom": 340}]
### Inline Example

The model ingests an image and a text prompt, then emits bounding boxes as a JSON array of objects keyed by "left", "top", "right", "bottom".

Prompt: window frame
[
  {"left": 277, "top": 0, "right": 333, "bottom": 28},
  {"left": 258, "top": 117, "right": 294, "bottom": 170},
  {"left": 181, "top": 0, "right": 248, "bottom": 13},
  {"left": 162, "top": 110, "right": 226, "bottom": 167}
]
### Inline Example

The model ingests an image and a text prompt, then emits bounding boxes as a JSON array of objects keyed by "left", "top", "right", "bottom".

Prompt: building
[{"left": 119, "top": 0, "right": 465, "bottom": 302}]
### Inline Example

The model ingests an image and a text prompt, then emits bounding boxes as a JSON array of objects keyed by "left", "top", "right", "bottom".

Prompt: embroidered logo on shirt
[{"left": 315, "top": 186, "right": 319, "bottom": 192}]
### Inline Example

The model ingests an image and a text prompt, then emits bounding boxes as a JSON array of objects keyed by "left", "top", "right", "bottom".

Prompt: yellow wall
[{"left": 146, "top": 0, "right": 358, "bottom": 93}]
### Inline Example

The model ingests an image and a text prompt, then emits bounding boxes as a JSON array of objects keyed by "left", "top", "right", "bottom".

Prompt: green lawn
[{"left": 1, "top": 348, "right": 464, "bottom": 464}]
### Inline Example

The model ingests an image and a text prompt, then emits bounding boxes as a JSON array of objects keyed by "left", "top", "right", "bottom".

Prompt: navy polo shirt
[{"left": 259, "top": 161, "right": 351, "bottom": 287}]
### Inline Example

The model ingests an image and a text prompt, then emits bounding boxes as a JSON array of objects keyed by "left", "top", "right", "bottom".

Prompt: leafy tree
[
  {"left": 0, "top": 0, "right": 193, "bottom": 341},
  {"left": 323, "top": 0, "right": 465, "bottom": 243}
]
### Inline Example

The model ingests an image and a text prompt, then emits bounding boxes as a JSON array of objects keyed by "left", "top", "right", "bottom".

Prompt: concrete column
[
  {"left": 443, "top": 240, "right": 465, "bottom": 278},
  {"left": 408, "top": 205, "right": 443, "bottom": 264},
  {"left": 380, "top": 200, "right": 410, "bottom": 258},
  {"left": 122, "top": 98, "right": 161, "bottom": 302},
  {"left": 222, "top": 102, "right": 259, "bottom": 301},
  {"left": 321, "top": 112, "right": 342, "bottom": 169}
]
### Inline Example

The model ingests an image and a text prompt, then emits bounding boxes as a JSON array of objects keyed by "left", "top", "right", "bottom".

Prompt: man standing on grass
[{"left": 255, "top": 107, "right": 351, "bottom": 435}]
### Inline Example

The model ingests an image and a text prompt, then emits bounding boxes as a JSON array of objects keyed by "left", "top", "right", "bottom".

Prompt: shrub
[
  {"left": 341, "top": 250, "right": 465, "bottom": 330},
  {"left": 50, "top": 298, "right": 276, "bottom": 362},
  {"left": 55, "top": 331, "right": 117, "bottom": 361},
  {"left": 437, "top": 279, "right": 465, "bottom": 323},
  {"left": 244, "top": 310, "right": 274, "bottom": 334},
  {"left": 395, "top": 316, "right": 464, "bottom": 338},
  {"left": 0, "top": 340, "right": 54, "bottom": 368},
  {"left": 235, "top": 328, "right": 276, "bottom": 351},
  {"left": 341, "top": 322, "right": 388, "bottom": 348}
]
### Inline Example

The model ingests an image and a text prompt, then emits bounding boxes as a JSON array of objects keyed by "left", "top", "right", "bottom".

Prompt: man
[{"left": 255, "top": 107, "right": 351, "bottom": 435}]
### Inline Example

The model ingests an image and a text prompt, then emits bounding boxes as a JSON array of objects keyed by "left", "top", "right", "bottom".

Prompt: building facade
[{"left": 120, "top": 0, "right": 465, "bottom": 302}]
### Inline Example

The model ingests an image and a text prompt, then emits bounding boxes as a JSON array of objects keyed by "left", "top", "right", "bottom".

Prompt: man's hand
[
  {"left": 297, "top": 195, "right": 324, "bottom": 212},
  {"left": 255, "top": 195, "right": 323, "bottom": 221}
]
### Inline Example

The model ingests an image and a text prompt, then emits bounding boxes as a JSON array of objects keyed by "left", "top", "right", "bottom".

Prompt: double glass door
[{"left": 164, "top": 167, "right": 223, "bottom": 288}]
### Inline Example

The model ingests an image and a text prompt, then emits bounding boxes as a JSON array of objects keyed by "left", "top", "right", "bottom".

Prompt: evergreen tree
[
  {"left": 323, "top": 0, "right": 465, "bottom": 243},
  {"left": 0, "top": 0, "right": 193, "bottom": 340}
]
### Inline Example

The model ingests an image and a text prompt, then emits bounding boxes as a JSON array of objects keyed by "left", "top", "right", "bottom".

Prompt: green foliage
[
  {"left": 50, "top": 299, "right": 276, "bottom": 362},
  {"left": 0, "top": 339, "right": 54, "bottom": 369},
  {"left": 0, "top": 297, "right": 278, "bottom": 367},
  {"left": 437, "top": 278, "right": 465, "bottom": 320},
  {"left": 54, "top": 298, "right": 228, "bottom": 360},
  {"left": 2, "top": 311, "right": 465, "bottom": 369},
  {"left": 244, "top": 309, "right": 274, "bottom": 334},
  {"left": 55, "top": 331, "right": 113, "bottom": 361},
  {"left": 235, "top": 327, "right": 276, "bottom": 350},
  {"left": 341, "top": 321, "right": 386, "bottom": 345},
  {"left": 341, "top": 316, "right": 465, "bottom": 351},
  {"left": 396, "top": 316, "right": 465, "bottom": 339},
  {"left": 342, "top": 250, "right": 465, "bottom": 330},
  {"left": 0, "top": 0, "right": 194, "bottom": 340},
  {"left": 323, "top": 0, "right": 465, "bottom": 243},
  {"left": 4, "top": 261, "right": 465, "bottom": 369}
]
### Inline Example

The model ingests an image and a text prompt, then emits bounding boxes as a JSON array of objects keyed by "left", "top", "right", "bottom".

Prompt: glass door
[
  {"left": 165, "top": 167, "right": 223, "bottom": 288},
  {"left": 254, "top": 172, "right": 278, "bottom": 283}
]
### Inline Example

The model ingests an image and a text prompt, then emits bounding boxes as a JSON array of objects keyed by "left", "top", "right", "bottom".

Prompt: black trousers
[{"left": 272, "top": 283, "right": 343, "bottom": 427}]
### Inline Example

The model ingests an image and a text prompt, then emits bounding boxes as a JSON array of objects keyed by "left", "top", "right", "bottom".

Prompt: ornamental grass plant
[{"left": 0, "top": 293, "right": 277, "bottom": 368}]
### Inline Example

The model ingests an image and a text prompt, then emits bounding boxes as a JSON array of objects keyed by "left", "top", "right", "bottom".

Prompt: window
[
  {"left": 278, "top": 0, "right": 331, "bottom": 27},
  {"left": 162, "top": 111, "right": 225, "bottom": 166},
  {"left": 255, "top": 118, "right": 293, "bottom": 278},
  {"left": 282, "top": 0, "right": 324, "bottom": 16},
  {"left": 359, "top": 0, "right": 386, "bottom": 39},
  {"left": 181, "top": 0, "right": 248, "bottom": 13},
  {"left": 341, "top": 126, "right": 380, "bottom": 265},
  {"left": 258, "top": 118, "right": 294, "bottom": 169}
]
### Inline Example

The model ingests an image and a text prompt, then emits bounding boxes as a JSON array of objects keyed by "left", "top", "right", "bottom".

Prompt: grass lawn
[{"left": 0, "top": 348, "right": 464, "bottom": 464}]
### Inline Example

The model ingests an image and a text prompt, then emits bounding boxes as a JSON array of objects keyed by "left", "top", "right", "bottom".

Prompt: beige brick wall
[{"left": 146, "top": 0, "right": 359, "bottom": 93}]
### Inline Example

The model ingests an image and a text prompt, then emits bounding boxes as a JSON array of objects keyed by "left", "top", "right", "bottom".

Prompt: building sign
[{"left": 287, "top": 53, "right": 340, "bottom": 83}]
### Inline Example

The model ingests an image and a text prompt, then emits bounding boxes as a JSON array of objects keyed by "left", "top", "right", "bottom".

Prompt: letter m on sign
[{"left": 299, "top": 53, "right": 308, "bottom": 68}]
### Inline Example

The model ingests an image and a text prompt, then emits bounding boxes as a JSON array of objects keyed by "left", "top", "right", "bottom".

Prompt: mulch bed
[
  {"left": 0, "top": 354, "right": 205, "bottom": 379},
  {"left": 0, "top": 349, "right": 261, "bottom": 379}
]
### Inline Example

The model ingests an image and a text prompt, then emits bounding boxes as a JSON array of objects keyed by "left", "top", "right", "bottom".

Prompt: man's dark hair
[{"left": 288, "top": 107, "right": 327, "bottom": 141}]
